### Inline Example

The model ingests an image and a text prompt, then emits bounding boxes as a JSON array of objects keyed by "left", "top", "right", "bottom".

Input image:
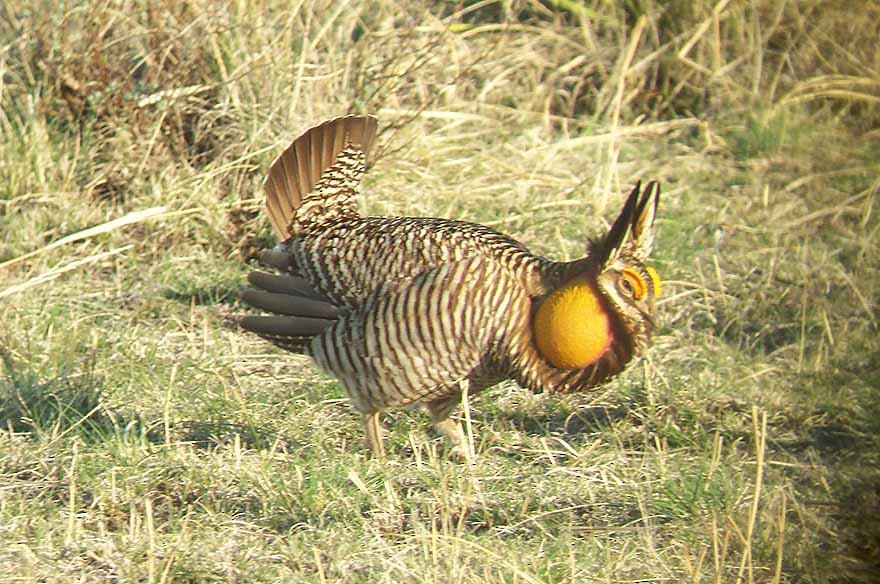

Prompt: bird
[{"left": 239, "top": 114, "right": 662, "bottom": 459}]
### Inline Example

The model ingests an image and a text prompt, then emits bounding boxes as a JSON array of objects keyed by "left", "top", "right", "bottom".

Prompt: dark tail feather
[
  {"left": 247, "top": 269, "right": 329, "bottom": 302},
  {"left": 238, "top": 324, "right": 316, "bottom": 354},
  {"left": 240, "top": 271, "right": 338, "bottom": 354},
  {"left": 239, "top": 313, "right": 335, "bottom": 355},
  {"left": 240, "top": 288, "right": 338, "bottom": 319},
  {"left": 239, "top": 314, "right": 332, "bottom": 336}
]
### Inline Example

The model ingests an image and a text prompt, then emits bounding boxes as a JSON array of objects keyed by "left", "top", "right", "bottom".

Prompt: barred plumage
[{"left": 240, "top": 115, "right": 662, "bottom": 459}]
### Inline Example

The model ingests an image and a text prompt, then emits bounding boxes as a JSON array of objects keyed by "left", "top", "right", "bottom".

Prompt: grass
[{"left": 1, "top": 0, "right": 879, "bottom": 581}]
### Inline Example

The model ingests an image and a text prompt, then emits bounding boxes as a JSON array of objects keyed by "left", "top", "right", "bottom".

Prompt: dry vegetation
[{"left": 1, "top": 0, "right": 878, "bottom": 581}]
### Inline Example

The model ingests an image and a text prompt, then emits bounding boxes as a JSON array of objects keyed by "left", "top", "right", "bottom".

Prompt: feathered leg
[
  {"left": 363, "top": 410, "right": 386, "bottom": 460},
  {"left": 427, "top": 388, "right": 473, "bottom": 462}
]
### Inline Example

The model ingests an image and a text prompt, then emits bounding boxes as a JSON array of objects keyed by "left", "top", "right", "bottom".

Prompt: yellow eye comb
[{"left": 647, "top": 267, "right": 662, "bottom": 297}]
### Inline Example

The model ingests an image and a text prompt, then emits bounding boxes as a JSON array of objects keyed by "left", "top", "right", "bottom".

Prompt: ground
[{"left": 1, "top": 1, "right": 878, "bottom": 582}]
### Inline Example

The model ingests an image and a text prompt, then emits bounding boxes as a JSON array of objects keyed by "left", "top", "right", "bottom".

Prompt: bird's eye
[{"left": 619, "top": 268, "right": 647, "bottom": 300}]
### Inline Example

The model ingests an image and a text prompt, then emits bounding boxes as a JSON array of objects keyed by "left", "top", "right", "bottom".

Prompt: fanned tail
[{"left": 263, "top": 115, "right": 379, "bottom": 239}]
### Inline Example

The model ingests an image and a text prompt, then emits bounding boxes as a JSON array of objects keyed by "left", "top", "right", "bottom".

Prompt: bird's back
[{"left": 287, "top": 214, "right": 546, "bottom": 309}]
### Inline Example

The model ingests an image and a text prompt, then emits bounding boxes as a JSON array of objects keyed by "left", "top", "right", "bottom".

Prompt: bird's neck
[{"left": 532, "top": 274, "right": 613, "bottom": 369}]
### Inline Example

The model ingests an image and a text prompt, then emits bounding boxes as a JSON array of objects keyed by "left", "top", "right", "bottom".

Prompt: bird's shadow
[
  {"left": 0, "top": 350, "right": 297, "bottom": 452},
  {"left": 489, "top": 401, "right": 631, "bottom": 438},
  {"left": 162, "top": 284, "right": 241, "bottom": 307}
]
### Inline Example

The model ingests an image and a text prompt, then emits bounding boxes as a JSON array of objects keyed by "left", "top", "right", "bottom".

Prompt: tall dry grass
[{"left": 1, "top": 1, "right": 878, "bottom": 582}]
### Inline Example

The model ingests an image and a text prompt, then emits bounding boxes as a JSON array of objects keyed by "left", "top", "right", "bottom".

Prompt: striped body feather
[{"left": 251, "top": 211, "right": 635, "bottom": 408}]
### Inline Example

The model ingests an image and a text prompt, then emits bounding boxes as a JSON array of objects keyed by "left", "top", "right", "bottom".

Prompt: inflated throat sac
[{"left": 533, "top": 275, "right": 612, "bottom": 369}]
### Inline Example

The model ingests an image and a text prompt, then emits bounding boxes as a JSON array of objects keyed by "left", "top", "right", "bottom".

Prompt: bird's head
[{"left": 533, "top": 181, "right": 661, "bottom": 369}]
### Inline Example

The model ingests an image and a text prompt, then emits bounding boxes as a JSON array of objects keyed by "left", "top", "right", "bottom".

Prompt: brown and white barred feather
[{"left": 311, "top": 257, "right": 515, "bottom": 412}]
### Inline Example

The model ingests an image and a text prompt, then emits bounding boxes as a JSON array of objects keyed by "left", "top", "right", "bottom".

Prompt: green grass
[{"left": 2, "top": 0, "right": 879, "bottom": 582}]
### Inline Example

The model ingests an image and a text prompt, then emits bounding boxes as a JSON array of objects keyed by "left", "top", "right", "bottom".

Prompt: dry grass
[{"left": 1, "top": 1, "right": 878, "bottom": 582}]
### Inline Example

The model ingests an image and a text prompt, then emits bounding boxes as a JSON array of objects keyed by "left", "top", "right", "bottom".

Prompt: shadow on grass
[
  {"left": 494, "top": 403, "right": 630, "bottom": 437},
  {"left": 172, "top": 418, "right": 305, "bottom": 452},
  {"left": 0, "top": 349, "right": 298, "bottom": 452},
  {"left": 770, "top": 367, "right": 880, "bottom": 456},
  {"left": 834, "top": 472, "right": 880, "bottom": 582},
  {"left": 0, "top": 350, "right": 113, "bottom": 440},
  {"left": 162, "top": 284, "right": 240, "bottom": 306},
  {"left": 487, "top": 381, "right": 655, "bottom": 440}
]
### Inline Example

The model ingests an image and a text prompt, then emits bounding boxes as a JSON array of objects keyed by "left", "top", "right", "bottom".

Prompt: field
[{"left": 1, "top": 1, "right": 878, "bottom": 581}]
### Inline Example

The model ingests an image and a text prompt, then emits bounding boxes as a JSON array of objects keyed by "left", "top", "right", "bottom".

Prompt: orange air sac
[{"left": 533, "top": 275, "right": 612, "bottom": 369}]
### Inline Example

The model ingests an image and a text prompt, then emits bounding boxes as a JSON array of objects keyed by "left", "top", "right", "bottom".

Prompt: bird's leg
[
  {"left": 363, "top": 411, "right": 386, "bottom": 460},
  {"left": 427, "top": 386, "right": 473, "bottom": 462}
]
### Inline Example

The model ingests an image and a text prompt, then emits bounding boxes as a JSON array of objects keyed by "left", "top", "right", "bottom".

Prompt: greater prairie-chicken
[{"left": 240, "top": 115, "right": 661, "bottom": 459}]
